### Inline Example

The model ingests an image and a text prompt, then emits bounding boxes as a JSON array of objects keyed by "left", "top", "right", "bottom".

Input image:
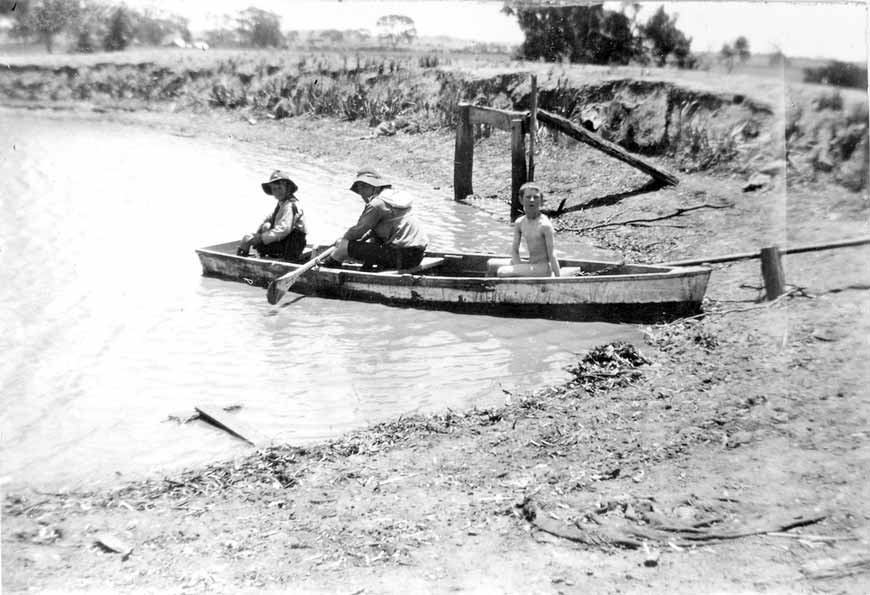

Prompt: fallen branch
[
  {"left": 562, "top": 203, "right": 733, "bottom": 233},
  {"left": 802, "top": 552, "right": 870, "bottom": 580},
  {"left": 522, "top": 496, "right": 826, "bottom": 550}
]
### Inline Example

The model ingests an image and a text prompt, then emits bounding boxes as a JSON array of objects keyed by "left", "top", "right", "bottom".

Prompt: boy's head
[
  {"left": 261, "top": 170, "right": 298, "bottom": 199},
  {"left": 519, "top": 182, "right": 544, "bottom": 217}
]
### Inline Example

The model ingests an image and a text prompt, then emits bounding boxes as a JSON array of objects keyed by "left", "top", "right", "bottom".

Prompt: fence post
[
  {"left": 510, "top": 118, "right": 528, "bottom": 222},
  {"left": 453, "top": 103, "right": 474, "bottom": 201},
  {"left": 760, "top": 246, "right": 786, "bottom": 300}
]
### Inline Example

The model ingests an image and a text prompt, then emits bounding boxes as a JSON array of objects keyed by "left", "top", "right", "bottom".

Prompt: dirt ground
[{"left": 3, "top": 104, "right": 870, "bottom": 594}]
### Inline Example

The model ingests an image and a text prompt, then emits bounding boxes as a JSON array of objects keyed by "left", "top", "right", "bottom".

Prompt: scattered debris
[
  {"left": 742, "top": 173, "right": 773, "bottom": 192},
  {"left": 94, "top": 533, "right": 134, "bottom": 560},
  {"left": 802, "top": 550, "right": 870, "bottom": 580},
  {"left": 566, "top": 343, "right": 650, "bottom": 392},
  {"left": 643, "top": 544, "right": 661, "bottom": 567},
  {"left": 521, "top": 494, "right": 827, "bottom": 551}
]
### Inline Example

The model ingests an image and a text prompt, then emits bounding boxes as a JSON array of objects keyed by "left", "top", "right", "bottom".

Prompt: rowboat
[{"left": 196, "top": 241, "right": 711, "bottom": 322}]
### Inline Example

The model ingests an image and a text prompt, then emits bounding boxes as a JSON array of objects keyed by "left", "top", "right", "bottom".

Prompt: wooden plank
[
  {"left": 454, "top": 104, "right": 474, "bottom": 201},
  {"left": 511, "top": 119, "right": 528, "bottom": 222},
  {"left": 195, "top": 404, "right": 271, "bottom": 448},
  {"left": 467, "top": 104, "right": 528, "bottom": 132},
  {"left": 661, "top": 236, "right": 870, "bottom": 267},
  {"left": 528, "top": 75, "right": 538, "bottom": 182},
  {"left": 401, "top": 256, "right": 447, "bottom": 274},
  {"left": 760, "top": 246, "right": 786, "bottom": 300},
  {"left": 537, "top": 109, "right": 679, "bottom": 187}
]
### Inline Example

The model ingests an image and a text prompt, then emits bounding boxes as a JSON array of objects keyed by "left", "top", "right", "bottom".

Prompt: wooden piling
[
  {"left": 528, "top": 75, "right": 538, "bottom": 182},
  {"left": 760, "top": 246, "right": 786, "bottom": 300},
  {"left": 511, "top": 118, "right": 528, "bottom": 222},
  {"left": 453, "top": 104, "right": 474, "bottom": 201}
]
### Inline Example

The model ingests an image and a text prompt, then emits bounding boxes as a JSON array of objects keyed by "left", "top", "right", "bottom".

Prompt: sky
[{"left": 126, "top": 1, "right": 869, "bottom": 62}]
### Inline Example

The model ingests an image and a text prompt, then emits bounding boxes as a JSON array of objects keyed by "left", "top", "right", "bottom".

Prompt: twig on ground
[{"left": 560, "top": 203, "right": 733, "bottom": 233}]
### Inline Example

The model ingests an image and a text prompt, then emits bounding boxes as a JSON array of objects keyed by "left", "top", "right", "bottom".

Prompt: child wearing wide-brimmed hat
[
  {"left": 321, "top": 167, "right": 428, "bottom": 271},
  {"left": 237, "top": 170, "right": 307, "bottom": 261}
]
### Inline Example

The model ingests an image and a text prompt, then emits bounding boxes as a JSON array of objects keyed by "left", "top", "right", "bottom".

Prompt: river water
[{"left": 0, "top": 108, "right": 640, "bottom": 490}]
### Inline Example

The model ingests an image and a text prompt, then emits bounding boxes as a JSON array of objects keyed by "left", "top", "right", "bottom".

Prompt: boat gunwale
[{"left": 195, "top": 243, "right": 711, "bottom": 285}]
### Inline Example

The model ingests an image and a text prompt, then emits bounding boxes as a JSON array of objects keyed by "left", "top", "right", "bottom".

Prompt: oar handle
[{"left": 266, "top": 246, "right": 336, "bottom": 305}]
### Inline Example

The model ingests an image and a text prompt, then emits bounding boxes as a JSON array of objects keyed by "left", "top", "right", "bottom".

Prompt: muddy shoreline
[{"left": 3, "top": 99, "right": 870, "bottom": 593}]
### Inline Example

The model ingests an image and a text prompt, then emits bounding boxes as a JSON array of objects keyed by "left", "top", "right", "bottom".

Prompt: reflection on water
[{"left": 0, "top": 109, "right": 639, "bottom": 489}]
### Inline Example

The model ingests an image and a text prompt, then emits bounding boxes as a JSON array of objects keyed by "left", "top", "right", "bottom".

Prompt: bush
[
  {"left": 813, "top": 89, "right": 844, "bottom": 111},
  {"left": 804, "top": 60, "right": 868, "bottom": 89}
]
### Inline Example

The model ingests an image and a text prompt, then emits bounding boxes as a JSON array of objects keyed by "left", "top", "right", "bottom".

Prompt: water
[{"left": 0, "top": 108, "right": 640, "bottom": 489}]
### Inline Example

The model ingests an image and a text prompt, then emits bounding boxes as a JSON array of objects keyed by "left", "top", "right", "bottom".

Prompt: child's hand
[{"left": 258, "top": 222, "right": 272, "bottom": 233}]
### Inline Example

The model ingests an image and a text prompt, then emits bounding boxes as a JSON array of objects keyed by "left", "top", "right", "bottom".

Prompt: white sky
[{"left": 128, "top": 1, "right": 869, "bottom": 62}]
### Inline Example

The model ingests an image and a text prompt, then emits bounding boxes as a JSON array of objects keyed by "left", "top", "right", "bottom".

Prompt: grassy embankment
[{"left": 1, "top": 47, "right": 867, "bottom": 192}]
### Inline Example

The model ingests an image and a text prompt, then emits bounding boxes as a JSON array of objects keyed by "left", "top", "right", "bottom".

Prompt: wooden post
[
  {"left": 760, "top": 246, "right": 786, "bottom": 300},
  {"left": 511, "top": 118, "right": 527, "bottom": 222},
  {"left": 528, "top": 75, "right": 538, "bottom": 182},
  {"left": 454, "top": 103, "right": 474, "bottom": 201}
]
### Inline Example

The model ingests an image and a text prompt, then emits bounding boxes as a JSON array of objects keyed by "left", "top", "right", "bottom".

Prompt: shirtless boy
[{"left": 495, "top": 183, "right": 561, "bottom": 278}]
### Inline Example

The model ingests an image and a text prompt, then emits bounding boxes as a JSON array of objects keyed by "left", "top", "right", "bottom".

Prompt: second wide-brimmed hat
[
  {"left": 261, "top": 170, "right": 298, "bottom": 195},
  {"left": 349, "top": 167, "right": 392, "bottom": 193}
]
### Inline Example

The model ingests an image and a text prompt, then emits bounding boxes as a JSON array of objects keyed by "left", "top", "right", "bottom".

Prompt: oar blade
[
  {"left": 265, "top": 246, "right": 335, "bottom": 306},
  {"left": 266, "top": 280, "right": 285, "bottom": 305}
]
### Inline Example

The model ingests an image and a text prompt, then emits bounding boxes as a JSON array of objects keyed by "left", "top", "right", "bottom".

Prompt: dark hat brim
[{"left": 262, "top": 179, "right": 298, "bottom": 195}]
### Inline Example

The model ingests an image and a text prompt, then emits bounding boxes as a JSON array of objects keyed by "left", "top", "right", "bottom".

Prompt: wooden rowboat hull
[{"left": 196, "top": 242, "right": 711, "bottom": 322}]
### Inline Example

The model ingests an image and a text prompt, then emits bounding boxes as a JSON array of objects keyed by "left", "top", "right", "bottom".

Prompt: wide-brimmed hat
[
  {"left": 261, "top": 170, "right": 298, "bottom": 195},
  {"left": 349, "top": 167, "right": 392, "bottom": 193}
]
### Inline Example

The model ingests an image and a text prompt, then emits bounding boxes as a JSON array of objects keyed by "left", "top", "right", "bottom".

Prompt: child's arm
[
  {"left": 510, "top": 217, "right": 524, "bottom": 265},
  {"left": 261, "top": 202, "right": 297, "bottom": 244},
  {"left": 543, "top": 221, "right": 560, "bottom": 277}
]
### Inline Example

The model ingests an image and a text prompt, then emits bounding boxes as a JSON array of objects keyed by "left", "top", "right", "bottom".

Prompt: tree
[
  {"left": 13, "top": 0, "right": 80, "bottom": 53},
  {"left": 734, "top": 35, "right": 750, "bottom": 63},
  {"left": 719, "top": 43, "right": 735, "bottom": 72},
  {"left": 236, "top": 7, "right": 283, "bottom": 48},
  {"left": 506, "top": 5, "right": 611, "bottom": 63},
  {"left": 376, "top": 14, "right": 416, "bottom": 48},
  {"left": 768, "top": 45, "right": 791, "bottom": 68},
  {"left": 640, "top": 6, "right": 694, "bottom": 67},
  {"left": 599, "top": 10, "right": 635, "bottom": 64},
  {"left": 134, "top": 9, "right": 191, "bottom": 46},
  {"left": 103, "top": 6, "right": 133, "bottom": 51}
]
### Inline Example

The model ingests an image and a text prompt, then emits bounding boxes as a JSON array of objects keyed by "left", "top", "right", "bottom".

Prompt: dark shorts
[
  {"left": 257, "top": 230, "right": 307, "bottom": 262},
  {"left": 347, "top": 241, "right": 426, "bottom": 270}
]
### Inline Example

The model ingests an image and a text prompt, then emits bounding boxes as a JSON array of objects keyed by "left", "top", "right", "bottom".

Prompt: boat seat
[{"left": 388, "top": 256, "right": 447, "bottom": 275}]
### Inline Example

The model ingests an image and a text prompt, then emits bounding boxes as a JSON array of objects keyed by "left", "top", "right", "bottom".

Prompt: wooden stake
[
  {"left": 528, "top": 75, "right": 538, "bottom": 182},
  {"left": 511, "top": 118, "right": 528, "bottom": 222},
  {"left": 760, "top": 246, "right": 786, "bottom": 300},
  {"left": 453, "top": 104, "right": 474, "bottom": 201}
]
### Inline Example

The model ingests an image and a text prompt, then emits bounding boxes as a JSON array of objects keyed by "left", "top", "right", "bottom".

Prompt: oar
[{"left": 266, "top": 246, "right": 335, "bottom": 305}]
